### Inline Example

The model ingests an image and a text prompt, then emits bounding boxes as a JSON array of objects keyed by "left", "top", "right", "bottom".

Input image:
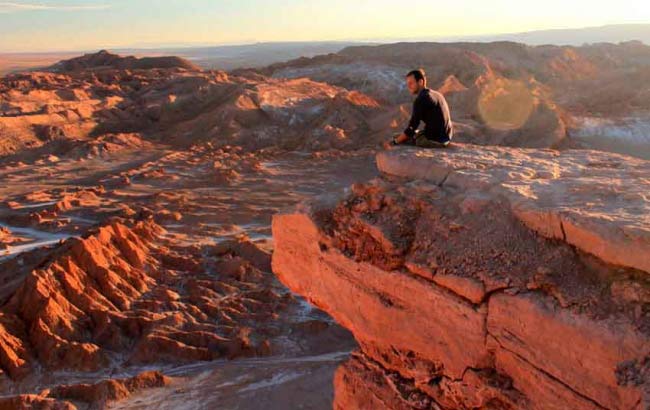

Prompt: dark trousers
[{"left": 405, "top": 130, "right": 451, "bottom": 148}]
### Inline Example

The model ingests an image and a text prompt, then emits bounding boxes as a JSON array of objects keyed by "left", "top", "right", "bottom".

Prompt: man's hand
[
  {"left": 383, "top": 139, "right": 395, "bottom": 150},
  {"left": 384, "top": 133, "right": 409, "bottom": 150}
]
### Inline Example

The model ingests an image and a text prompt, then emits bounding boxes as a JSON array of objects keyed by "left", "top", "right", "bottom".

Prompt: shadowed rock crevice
[{"left": 487, "top": 335, "right": 609, "bottom": 410}]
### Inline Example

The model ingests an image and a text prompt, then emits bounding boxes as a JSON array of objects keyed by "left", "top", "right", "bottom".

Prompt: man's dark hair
[{"left": 406, "top": 69, "right": 427, "bottom": 85}]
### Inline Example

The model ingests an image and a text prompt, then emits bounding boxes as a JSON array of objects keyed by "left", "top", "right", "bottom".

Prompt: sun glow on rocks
[{"left": 478, "top": 78, "right": 535, "bottom": 131}]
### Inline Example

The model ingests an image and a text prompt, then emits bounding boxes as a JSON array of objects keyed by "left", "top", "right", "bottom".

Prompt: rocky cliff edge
[{"left": 272, "top": 144, "right": 650, "bottom": 410}]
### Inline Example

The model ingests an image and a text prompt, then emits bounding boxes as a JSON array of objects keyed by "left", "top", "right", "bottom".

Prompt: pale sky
[{"left": 0, "top": 0, "right": 649, "bottom": 52}]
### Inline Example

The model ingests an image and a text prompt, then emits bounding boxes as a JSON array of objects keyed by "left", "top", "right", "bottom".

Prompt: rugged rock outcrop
[
  {"left": 272, "top": 144, "right": 650, "bottom": 409},
  {"left": 0, "top": 370, "right": 169, "bottom": 409},
  {"left": 0, "top": 217, "right": 285, "bottom": 380}
]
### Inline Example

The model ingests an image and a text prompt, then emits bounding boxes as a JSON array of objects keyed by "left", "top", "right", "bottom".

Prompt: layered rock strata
[{"left": 272, "top": 144, "right": 650, "bottom": 410}]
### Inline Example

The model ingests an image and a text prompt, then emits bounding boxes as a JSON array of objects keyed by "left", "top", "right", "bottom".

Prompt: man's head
[{"left": 406, "top": 69, "right": 427, "bottom": 95}]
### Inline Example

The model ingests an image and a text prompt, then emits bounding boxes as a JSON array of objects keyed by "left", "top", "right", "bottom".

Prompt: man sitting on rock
[{"left": 389, "top": 69, "right": 453, "bottom": 148}]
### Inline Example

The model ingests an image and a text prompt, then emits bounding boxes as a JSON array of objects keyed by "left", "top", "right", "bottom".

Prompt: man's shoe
[{"left": 431, "top": 141, "right": 451, "bottom": 149}]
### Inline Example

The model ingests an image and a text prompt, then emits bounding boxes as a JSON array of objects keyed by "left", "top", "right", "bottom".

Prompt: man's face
[{"left": 406, "top": 75, "right": 424, "bottom": 95}]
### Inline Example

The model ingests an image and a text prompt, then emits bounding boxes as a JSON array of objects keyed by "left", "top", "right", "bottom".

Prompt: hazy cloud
[{"left": 0, "top": 1, "right": 110, "bottom": 13}]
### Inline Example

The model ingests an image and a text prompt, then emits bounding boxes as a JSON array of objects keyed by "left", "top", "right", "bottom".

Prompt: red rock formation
[
  {"left": 376, "top": 145, "right": 650, "bottom": 273},
  {"left": 0, "top": 217, "right": 285, "bottom": 380},
  {"left": 50, "top": 370, "right": 170, "bottom": 406},
  {"left": 0, "top": 53, "right": 387, "bottom": 158},
  {"left": 0, "top": 226, "right": 29, "bottom": 249},
  {"left": 0, "top": 370, "right": 169, "bottom": 409},
  {"left": 0, "top": 394, "right": 74, "bottom": 410},
  {"left": 272, "top": 144, "right": 650, "bottom": 409}
]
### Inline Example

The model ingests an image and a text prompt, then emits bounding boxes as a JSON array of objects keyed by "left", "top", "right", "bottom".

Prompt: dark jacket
[{"left": 404, "top": 88, "right": 453, "bottom": 143}]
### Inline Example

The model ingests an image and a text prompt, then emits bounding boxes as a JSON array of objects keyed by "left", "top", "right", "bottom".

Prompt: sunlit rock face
[
  {"left": 0, "top": 218, "right": 283, "bottom": 379},
  {"left": 272, "top": 144, "right": 650, "bottom": 410}
]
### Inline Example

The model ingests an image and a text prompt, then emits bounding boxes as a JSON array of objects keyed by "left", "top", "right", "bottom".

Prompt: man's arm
[
  {"left": 393, "top": 99, "right": 421, "bottom": 145},
  {"left": 393, "top": 132, "right": 410, "bottom": 144}
]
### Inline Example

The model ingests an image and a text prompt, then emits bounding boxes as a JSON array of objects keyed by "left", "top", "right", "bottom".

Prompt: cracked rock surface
[{"left": 272, "top": 144, "right": 650, "bottom": 410}]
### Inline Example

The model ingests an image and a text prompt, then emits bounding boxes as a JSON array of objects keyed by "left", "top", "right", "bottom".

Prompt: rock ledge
[{"left": 272, "top": 145, "right": 650, "bottom": 410}]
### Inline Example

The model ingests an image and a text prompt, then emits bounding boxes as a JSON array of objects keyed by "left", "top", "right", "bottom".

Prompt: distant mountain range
[
  {"left": 1, "top": 24, "right": 649, "bottom": 75},
  {"left": 0, "top": 41, "right": 365, "bottom": 75},
  {"left": 115, "top": 41, "right": 371, "bottom": 71},
  {"left": 438, "top": 24, "right": 650, "bottom": 46}
]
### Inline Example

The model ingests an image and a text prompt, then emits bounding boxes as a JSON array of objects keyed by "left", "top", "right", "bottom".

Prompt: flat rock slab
[{"left": 377, "top": 145, "right": 650, "bottom": 274}]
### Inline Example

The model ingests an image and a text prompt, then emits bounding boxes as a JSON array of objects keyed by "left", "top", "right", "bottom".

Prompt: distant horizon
[
  {"left": 1, "top": 0, "right": 649, "bottom": 53},
  {"left": 0, "top": 23, "right": 649, "bottom": 55}
]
